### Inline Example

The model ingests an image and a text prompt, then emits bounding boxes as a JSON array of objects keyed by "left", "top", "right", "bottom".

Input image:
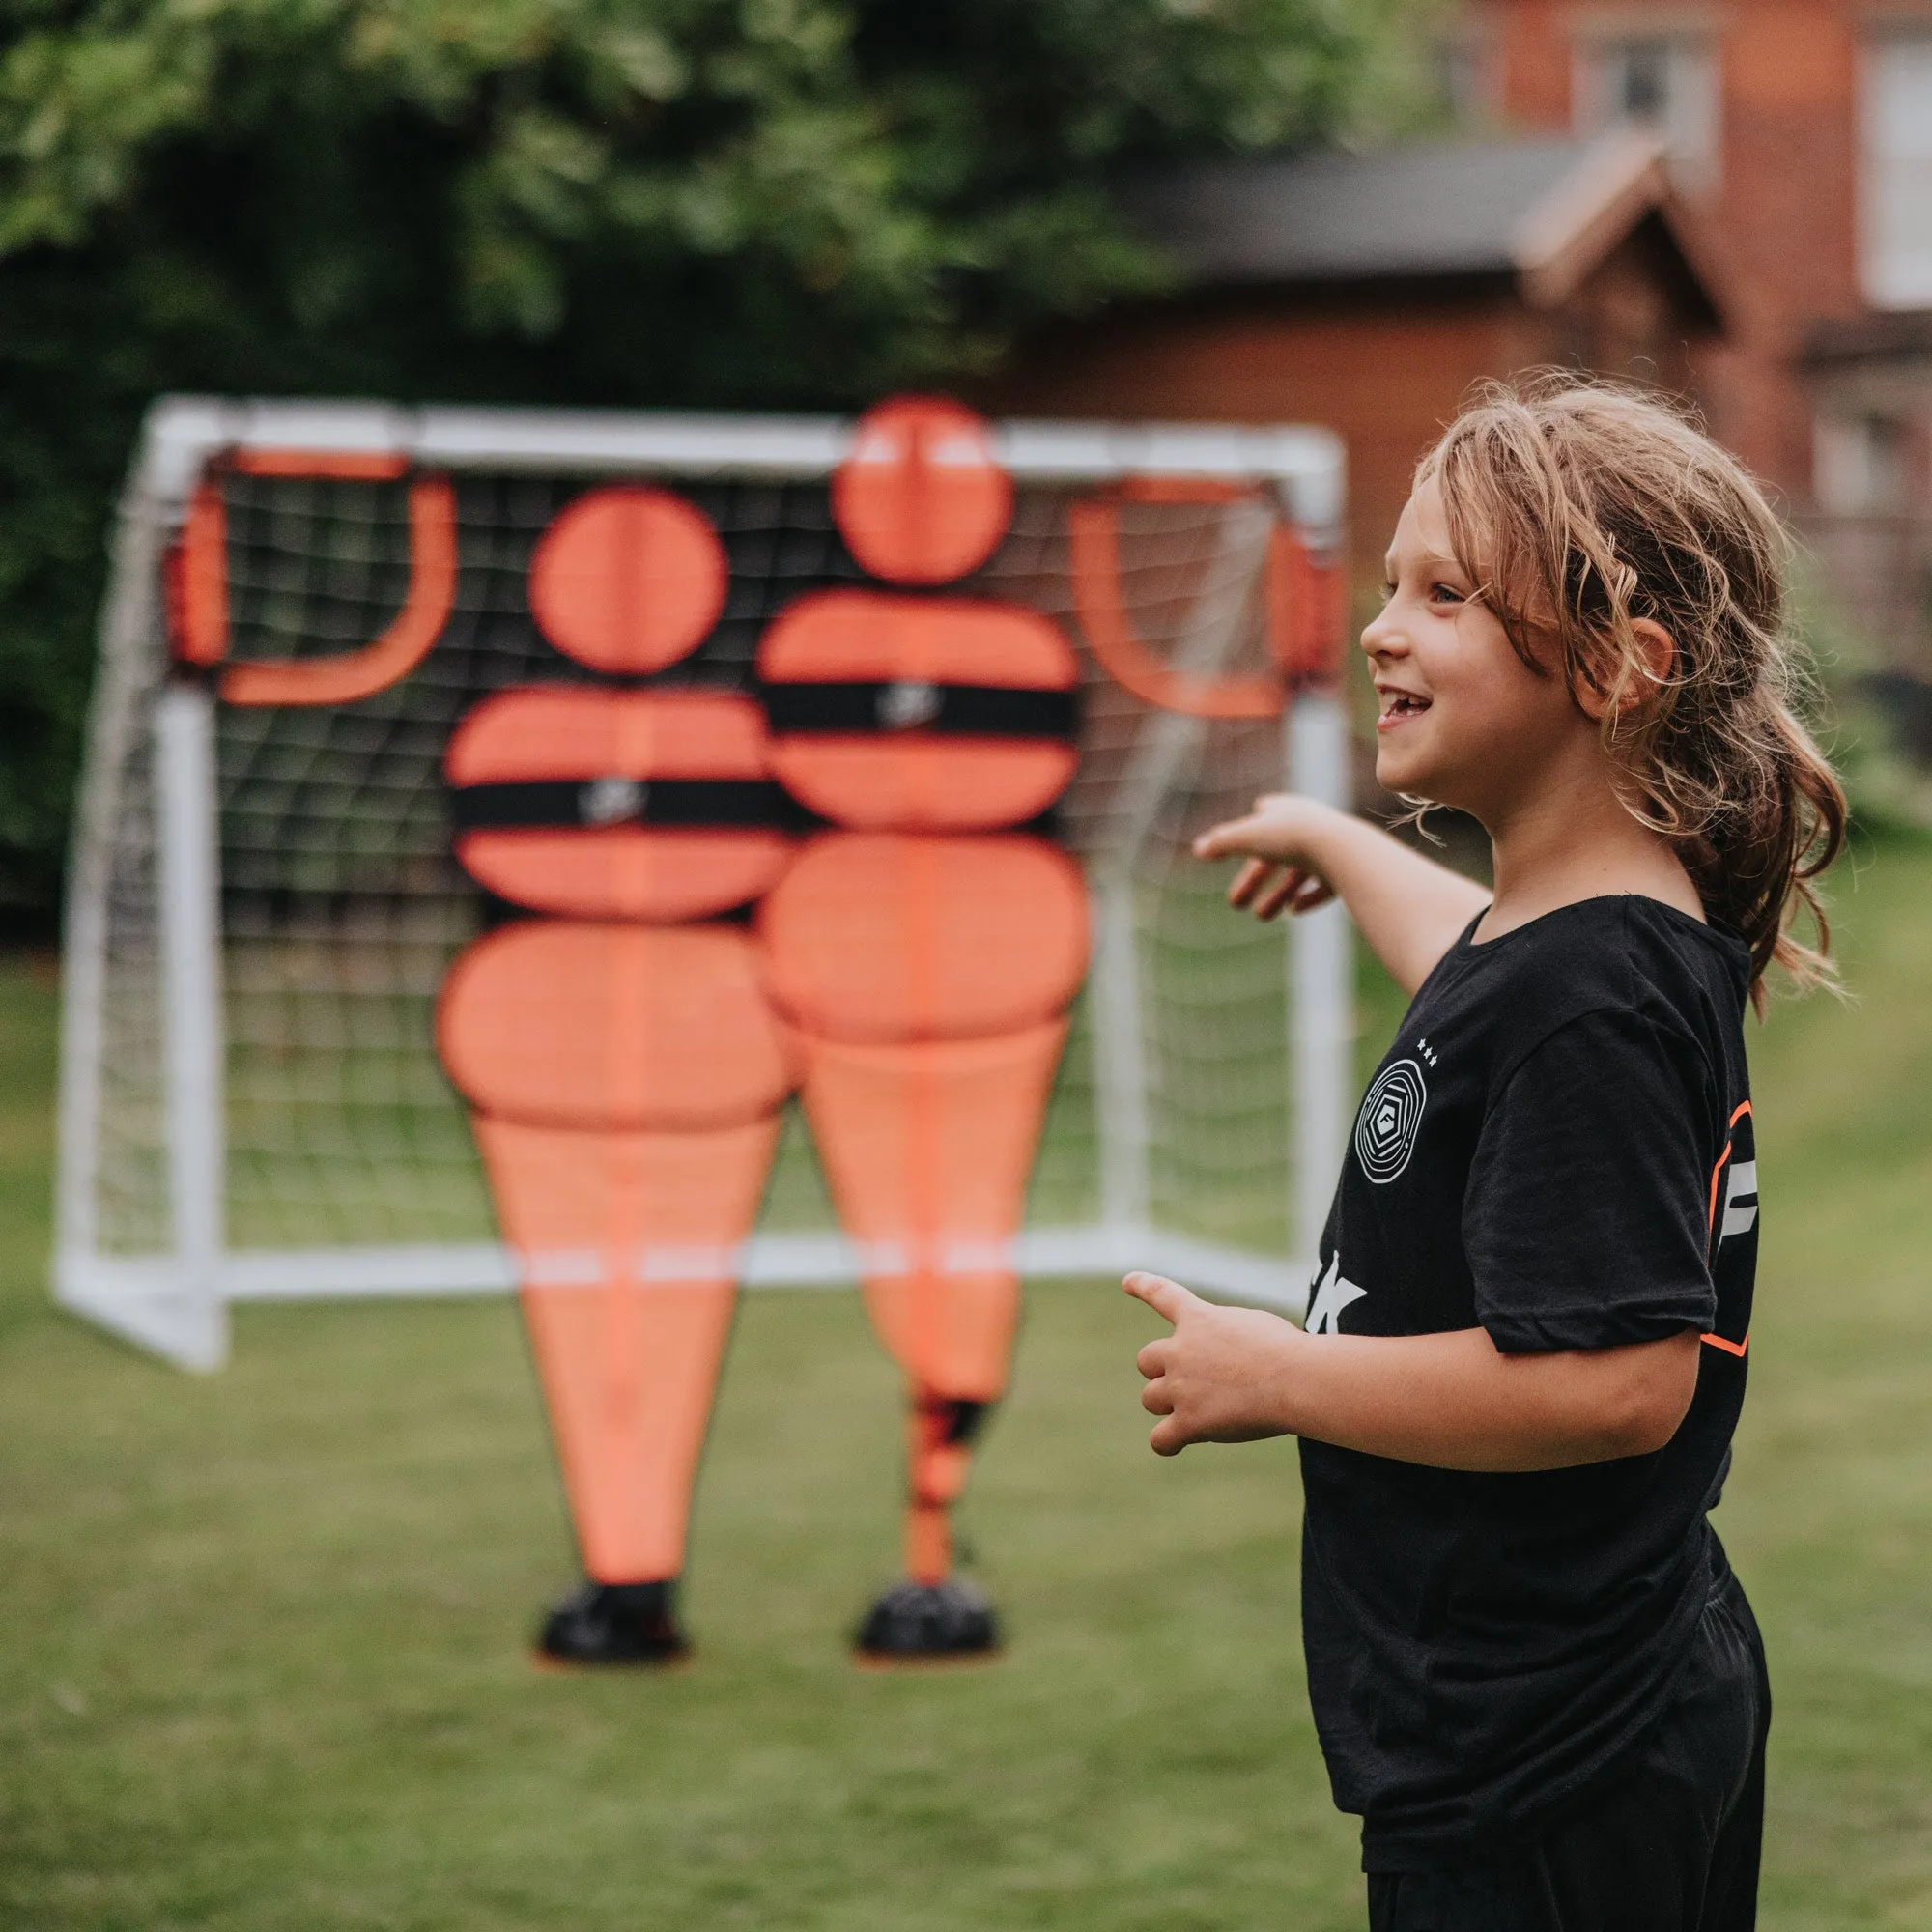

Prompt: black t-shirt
[{"left": 1299, "top": 895, "right": 1759, "bottom": 1867}]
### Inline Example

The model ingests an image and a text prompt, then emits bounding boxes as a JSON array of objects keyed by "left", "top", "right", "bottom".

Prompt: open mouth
[{"left": 1378, "top": 692, "right": 1431, "bottom": 724}]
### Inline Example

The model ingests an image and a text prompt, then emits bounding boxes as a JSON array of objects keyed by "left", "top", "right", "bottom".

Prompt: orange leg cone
[
  {"left": 798, "top": 1018, "right": 1068, "bottom": 1583},
  {"left": 472, "top": 1113, "right": 781, "bottom": 1585}
]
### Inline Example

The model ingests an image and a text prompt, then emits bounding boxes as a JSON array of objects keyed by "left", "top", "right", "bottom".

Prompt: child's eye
[{"left": 1428, "top": 582, "right": 1465, "bottom": 607}]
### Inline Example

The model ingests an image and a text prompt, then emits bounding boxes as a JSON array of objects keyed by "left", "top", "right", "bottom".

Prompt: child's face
[{"left": 1362, "top": 480, "right": 1589, "bottom": 824}]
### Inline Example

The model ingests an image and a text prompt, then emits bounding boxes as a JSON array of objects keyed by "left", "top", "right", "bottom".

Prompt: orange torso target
[
  {"left": 758, "top": 588, "right": 1078, "bottom": 832},
  {"left": 757, "top": 832, "right": 1088, "bottom": 1045},
  {"left": 444, "top": 688, "right": 790, "bottom": 923},
  {"left": 439, "top": 922, "right": 794, "bottom": 1132}
]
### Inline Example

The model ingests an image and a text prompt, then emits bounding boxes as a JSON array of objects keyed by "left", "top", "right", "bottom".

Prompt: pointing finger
[
  {"left": 1192, "top": 816, "right": 1260, "bottom": 861},
  {"left": 1123, "top": 1271, "right": 1199, "bottom": 1324}
]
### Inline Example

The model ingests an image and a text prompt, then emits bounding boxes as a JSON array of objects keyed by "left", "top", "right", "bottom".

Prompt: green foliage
[{"left": 0, "top": 0, "right": 1422, "bottom": 920}]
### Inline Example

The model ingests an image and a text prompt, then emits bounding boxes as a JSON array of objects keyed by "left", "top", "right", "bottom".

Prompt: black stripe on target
[{"left": 1353, "top": 1058, "right": 1427, "bottom": 1184}]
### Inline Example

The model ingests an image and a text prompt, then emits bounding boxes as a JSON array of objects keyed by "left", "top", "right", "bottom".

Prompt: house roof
[
  {"left": 1123, "top": 131, "right": 1728, "bottom": 324},
  {"left": 1803, "top": 311, "right": 1932, "bottom": 372}
]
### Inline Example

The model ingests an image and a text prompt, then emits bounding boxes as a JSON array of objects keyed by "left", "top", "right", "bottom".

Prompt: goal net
[{"left": 55, "top": 398, "right": 1352, "bottom": 1371}]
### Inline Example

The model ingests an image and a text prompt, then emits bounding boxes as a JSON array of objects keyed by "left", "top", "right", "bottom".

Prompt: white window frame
[
  {"left": 1433, "top": 25, "right": 1500, "bottom": 128},
  {"left": 1573, "top": 29, "right": 1721, "bottom": 194},
  {"left": 1860, "top": 29, "right": 1932, "bottom": 310}
]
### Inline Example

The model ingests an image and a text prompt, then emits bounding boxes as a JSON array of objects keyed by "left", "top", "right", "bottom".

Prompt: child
[{"left": 1126, "top": 378, "right": 1845, "bottom": 1932}]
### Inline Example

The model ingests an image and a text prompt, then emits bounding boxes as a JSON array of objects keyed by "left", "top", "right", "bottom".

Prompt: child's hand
[
  {"left": 1124, "top": 1271, "right": 1302, "bottom": 1456},
  {"left": 1192, "top": 793, "right": 1342, "bottom": 920}
]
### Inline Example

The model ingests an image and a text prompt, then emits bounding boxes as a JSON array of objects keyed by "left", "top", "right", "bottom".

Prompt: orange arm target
[
  {"left": 1069, "top": 481, "right": 1341, "bottom": 715},
  {"left": 1267, "top": 524, "right": 1347, "bottom": 688},
  {"left": 164, "top": 457, "right": 458, "bottom": 707}
]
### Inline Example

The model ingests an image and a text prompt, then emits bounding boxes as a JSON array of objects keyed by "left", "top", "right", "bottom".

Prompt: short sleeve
[{"left": 1463, "top": 1009, "right": 1717, "bottom": 1354}]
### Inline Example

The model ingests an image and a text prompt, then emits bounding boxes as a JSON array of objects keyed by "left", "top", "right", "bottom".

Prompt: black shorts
[{"left": 1367, "top": 1577, "right": 1771, "bottom": 1932}]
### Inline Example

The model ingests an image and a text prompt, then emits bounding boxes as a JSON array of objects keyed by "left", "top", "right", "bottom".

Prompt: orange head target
[
  {"left": 833, "top": 398, "right": 1012, "bottom": 586},
  {"left": 529, "top": 486, "right": 727, "bottom": 673}
]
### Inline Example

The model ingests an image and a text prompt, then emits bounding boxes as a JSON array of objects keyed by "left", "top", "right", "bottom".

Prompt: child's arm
[
  {"left": 1193, "top": 796, "right": 1490, "bottom": 995},
  {"left": 1124, "top": 1272, "right": 1701, "bottom": 1473}
]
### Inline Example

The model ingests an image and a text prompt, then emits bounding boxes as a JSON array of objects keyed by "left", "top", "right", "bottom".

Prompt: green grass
[{"left": 4, "top": 840, "right": 1932, "bottom": 1928}]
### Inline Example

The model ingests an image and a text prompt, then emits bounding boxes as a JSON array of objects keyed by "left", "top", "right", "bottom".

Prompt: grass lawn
[{"left": 3, "top": 838, "right": 1932, "bottom": 1928}]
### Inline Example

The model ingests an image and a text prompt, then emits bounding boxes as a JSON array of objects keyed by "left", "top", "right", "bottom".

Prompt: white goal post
[{"left": 55, "top": 396, "right": 1352, "bottom": 1372}]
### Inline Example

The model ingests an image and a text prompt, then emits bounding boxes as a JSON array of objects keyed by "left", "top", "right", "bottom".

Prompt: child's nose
[{"left": 1360, "top": 605, "right": 1406, "bottom": 660}]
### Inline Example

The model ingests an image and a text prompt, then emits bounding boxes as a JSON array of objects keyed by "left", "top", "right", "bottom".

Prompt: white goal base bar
[{"left": 56, "top": 1230, "right": 1314, "bottom": 1374}]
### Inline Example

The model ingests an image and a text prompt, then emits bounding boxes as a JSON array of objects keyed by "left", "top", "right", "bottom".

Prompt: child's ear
[
  {"left": 1628, "top": 618, "right": 1677, "bottom": 691},
  {"left": 1577, "top": 618, "right": 1675, "bottom": 722}
]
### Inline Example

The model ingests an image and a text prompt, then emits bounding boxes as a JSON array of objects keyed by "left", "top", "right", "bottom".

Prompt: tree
[{"left": 0, "top": 0, "right": 1422, "bottom": 921}]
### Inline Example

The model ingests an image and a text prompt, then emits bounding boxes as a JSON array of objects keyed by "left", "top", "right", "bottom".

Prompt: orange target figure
[
  {"left": 159, "top": 418, "right": 1336, "bottom": 1674},
  {"left": 436, "top": 488, "right": 795, "bottom": 1665},
  {"left": 757, "top": 397, "right": 1089, "bottom": 1661}
]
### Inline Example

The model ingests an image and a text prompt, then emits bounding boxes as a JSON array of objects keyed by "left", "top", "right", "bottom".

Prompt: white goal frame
[{"left": 55, "top": 396, "right": 1352, "bottom": 1371}]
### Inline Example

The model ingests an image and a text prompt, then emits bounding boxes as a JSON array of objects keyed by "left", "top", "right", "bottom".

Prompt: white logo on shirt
[
  {"left": 1353, "top": 1058, "right": 1428, "bottom": 1183},
  {"left": 1306, "top": 1253, "right": 1368, "bottom": 1335},
  {"left": 1719, "top": 1160, "right": 1758, "bottom": 1245}
]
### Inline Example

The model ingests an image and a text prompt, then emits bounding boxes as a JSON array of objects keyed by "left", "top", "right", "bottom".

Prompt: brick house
[
  {"left": 993, "top": 133, "right": 1728, "bottom": 587},
  {"left": 997, "top": 2, "right": 1932, "bottom": 679},
  {"left": 1449, "top": 0, "right": 1932, "bottom": 525}
]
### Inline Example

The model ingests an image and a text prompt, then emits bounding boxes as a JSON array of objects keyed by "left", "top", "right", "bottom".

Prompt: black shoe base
[
  {"left": 853, "top": 1577, "right": 1001, "bottom": 1664},
  {"left": 534, "top": 1578, "right": 691, "bottom": 1668}
]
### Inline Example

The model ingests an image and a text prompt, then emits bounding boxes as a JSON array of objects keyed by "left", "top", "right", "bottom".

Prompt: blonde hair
[{"left": 1417, "top": 374, "right": 1846, "bottom": 1006}]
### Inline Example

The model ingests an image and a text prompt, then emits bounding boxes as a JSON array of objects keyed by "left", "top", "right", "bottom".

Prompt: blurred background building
[
  {"left": 983, "top": 0, "right": 1932, "bottom": 789},
  {"left": 1453, "top": 0, "right": 1932, "bottom": 693},
  {"left": 995, "top": 131, "right": 1726, "bottom": 596}
]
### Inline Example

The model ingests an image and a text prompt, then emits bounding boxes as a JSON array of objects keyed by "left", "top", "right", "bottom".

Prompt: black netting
[{"left": 95, "top": 466, "right": 1297, "bottom": 1262}]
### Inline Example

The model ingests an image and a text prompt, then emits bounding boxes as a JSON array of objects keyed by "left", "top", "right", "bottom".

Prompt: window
[
  {"left": 1433, "top": 29, "right": 1497, "bottom": 127},
  {"left": 1575, "top": 35, "right": 1720, "bottom": 193},
  {"left": 1815, "top": 412, "right": 1909, "bottom": 514},
  {"left": 1861, "top": 35, "right": 1932, "bottom": 309}
]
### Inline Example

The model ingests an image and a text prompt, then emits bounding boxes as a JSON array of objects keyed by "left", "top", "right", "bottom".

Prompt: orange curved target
[
  {"left": 758, "top": 832, "right": 1088, "bottom": 1045},
  {"left": 440, "top": 921, "right": 794, "bottom": 1131},
  {"left": 1267, "top": 525, "right": 1347, "bottom": 686},
  {"left": 166, "top": 480, "right": 230, "bottom": 668},
  {"left": 758, "top": 588, "right": 1079, "bottom": 831},
  {"left": 446, "top": 688, "right": 790, "bottom": 921},
  {"left": 529, "top": 486, "right": 727, "bottom": 673},
  {"left": 1068, "top": 488, "right": 1288, "bottom": 719},
  {"left": 196, "top": 475, "right": 458, "bottom": 707},
  {"left": 834, "top": 397, "right": 1012, "bottom": 585}
]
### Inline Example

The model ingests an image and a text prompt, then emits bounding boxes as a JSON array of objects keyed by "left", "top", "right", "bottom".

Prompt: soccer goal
[{"left": 54, "top": 396, "right": 1352, "bottom": 1372}]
